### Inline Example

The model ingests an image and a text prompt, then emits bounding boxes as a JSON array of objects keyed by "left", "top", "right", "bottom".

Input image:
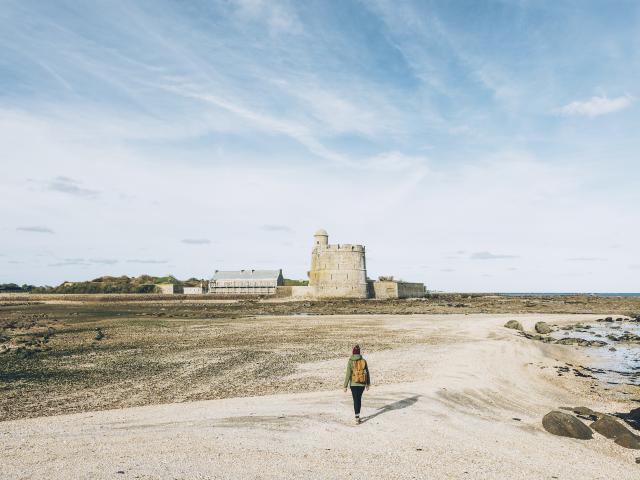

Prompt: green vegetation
[
  {"left": 0, "top": 284, "right": 37, "bottom": 293},
  {"left": 27, "top": 275, "right": 206, "bottom": 294},
  {"left": 283, "top": 278, "right": 309, "bottom": 286}
]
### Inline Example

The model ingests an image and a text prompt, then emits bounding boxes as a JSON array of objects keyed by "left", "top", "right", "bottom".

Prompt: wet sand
[{"left": 2, "top": 314, "right": 638, "bottom": 479}]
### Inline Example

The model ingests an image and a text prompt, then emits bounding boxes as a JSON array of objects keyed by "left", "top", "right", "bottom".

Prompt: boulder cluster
[
  {"left": 542, "top": 407, "right": 640, "bottom": 450},
  {"left": 597, "top": 316, "right": 640, "bottom": 323},
  {"left": 504, "top": 316, "right": 640, "bottom": 348}
]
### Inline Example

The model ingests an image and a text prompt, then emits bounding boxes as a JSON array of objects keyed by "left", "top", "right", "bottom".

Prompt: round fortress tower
[{"left": 308, "top": 229, "right": 368, "bottom": 299}]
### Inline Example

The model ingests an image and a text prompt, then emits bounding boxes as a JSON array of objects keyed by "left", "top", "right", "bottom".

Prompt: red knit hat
[{"left": 352, "top": 345, "right": 360, "bottom": 355}]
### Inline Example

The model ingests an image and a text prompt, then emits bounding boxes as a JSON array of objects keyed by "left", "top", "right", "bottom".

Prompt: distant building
[
  {"left": 292, "top": 230, "right": 426, "bottom": 299},
  {"left": 183, "top": 286, "right": 203, "bottom": 295},
  {"left": 156, "top": 284, "right": 174, "bottom": 294},
  {"left": 209, "top": 269, "right": 284, "bottom": 295}
]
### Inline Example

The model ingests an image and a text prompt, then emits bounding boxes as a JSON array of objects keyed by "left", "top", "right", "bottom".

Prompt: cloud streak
[
  {"left": 47, "top": 176, "right": 99, "bottom": 197},
  {"left": 566, "top": 257, "right": 606, "bottom": 262},
  {"left": 48, "top": 258, "right": 89, "bottom": 267},
  {"left": 89, "top": 258, "right": 118, "bottom": 265},
  {"left": 17, "top": 226, "right": 54, "bottom": 234},
  {"left": 126, "top": 259, "right": 169, "bottom": 264},
  {"left": 470, "top": 252, "right": 519, "bottom": 260},
  {"left": 181, "top": 239, "right": 211, "bottom": 245},
  {"left": 557, "top": 95, "right": 634, "bottom": 117}
]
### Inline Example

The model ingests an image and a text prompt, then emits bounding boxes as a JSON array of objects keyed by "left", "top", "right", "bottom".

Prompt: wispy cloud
[
  {"left": 17, "top": 226, "right": 54, "bottom": 234},
  {"left": 231, "top": 0, "right": 302, "bottom": 35},
  {"left": 566, "top": 257, "right": 606, "bottom": 262},
  {"left": 556, "top": 95, "right": 634, "bottom": 117},
  {"left": 47, "top": 176, "right": 99, "bottom": 197},
  {"left": 181, "top": 238, "right": 211, "bottom": 245},
  {"left": 126, "top": 259, "right": 168, "bottom": 264},
  {"left": 261, "top": 224, "right": 292, "bottom": 232},
  {"left": 470, "top": 252, "right": 519, "bottom": 260},
  {"left": 49, "top": 258, "right": 89, "bottom": 267},
  {"left": 89, "top": 258, "right": 118, "bottom": 265}
]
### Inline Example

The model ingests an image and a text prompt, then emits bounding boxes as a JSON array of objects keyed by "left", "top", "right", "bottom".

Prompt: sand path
[{"left": 2, "top": 314, "right": 638, "bottom": 479}]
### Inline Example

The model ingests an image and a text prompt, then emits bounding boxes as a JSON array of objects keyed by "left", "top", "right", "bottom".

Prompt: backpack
[{"left": 351, "top": 359, "right": 367, "bottom": 384}]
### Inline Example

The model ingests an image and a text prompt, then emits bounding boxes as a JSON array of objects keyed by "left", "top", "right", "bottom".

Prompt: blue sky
[{"left": 1, "top": 0, "right": 638, "bottom": 291}]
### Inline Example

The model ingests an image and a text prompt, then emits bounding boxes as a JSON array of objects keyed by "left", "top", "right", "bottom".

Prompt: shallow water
[{"left": 550, "top": 321, "right": 640, "bottom": 385}]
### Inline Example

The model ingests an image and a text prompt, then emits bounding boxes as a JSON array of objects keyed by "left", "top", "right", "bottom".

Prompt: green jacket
[{"left": 344, "top": 354, "right": 370, "bottom": 388}]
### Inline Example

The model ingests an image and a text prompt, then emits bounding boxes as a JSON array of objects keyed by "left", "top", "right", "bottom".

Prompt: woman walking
[{"left": 343, "top": 345, "right": 370, "bottom": 424}]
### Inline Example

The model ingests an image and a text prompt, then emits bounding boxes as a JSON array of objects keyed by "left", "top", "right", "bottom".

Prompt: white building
[
  {"left": 156, "top": 284, "right": 174, "bottom": 294},
  {"left": 209, "top": 269, "right": 284, "bottom": 295},
  {"left": 183, "top": 286, "right": 203, "bottom": 295}
]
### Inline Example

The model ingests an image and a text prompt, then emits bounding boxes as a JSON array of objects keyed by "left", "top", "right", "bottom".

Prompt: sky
[{"left": 1, "top": 0, "right": 639, "bottom": 292}]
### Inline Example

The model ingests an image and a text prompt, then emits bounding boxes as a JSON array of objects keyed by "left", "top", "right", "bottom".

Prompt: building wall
[
  {"left": 156, "top": 284, "right": 174, "bottom": 294},
  {"left": 372, "top": 281, "right": 398, "bottom": 299},
  {"left": 396, "top": 282, "right": 426, "bottom": 298},
  {"left": 209, "top": 279, "right": 278, "bottom": 295},
  {"left": 290, "top": 286, "right": 314, "bottom": 298},
  {"left": 308, "top": 244, "right": 368, "bottom": 298},
  {"left": 372, "top": 281, "right": 426, "bottom": 299},
  {"left": 183, "top": 286, "right": 203, "bottom": 295}
]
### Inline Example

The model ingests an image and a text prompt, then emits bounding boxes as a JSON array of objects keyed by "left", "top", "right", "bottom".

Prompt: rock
[
  {"left": 535, "top": 321, "right": 552, "bottom": 334},
  {"left": 616, "top": 407, "right": 640, "bottom": 431},
  {"left": 605, "top": 317, "right": 614, "bottom": 322},
  {"left": 542, "top": 411, "right": 593, "bottom": 440},
  {"left": 609, "top": 347, "right": 617, "bottom": 351},
  {"left": 617, "top": 333, "right": 640, "bottom": 342},
  {"left": 554, "top": 337, "right": 609, "bottom": 347},
  {"left": 615, "top": 433, "right": 640, "bottom": 449},
  {"left": 504, "top": 320, "right": 523, "bottom": 331},
  {"left": 591, "top": 415, "right": 633, "bottom": 439},
  {"left": 555, "top": 337, "right": 581, "bottom": 345},
  {"left": 572, "top": 407, "right": 601, "bottom": 420}
]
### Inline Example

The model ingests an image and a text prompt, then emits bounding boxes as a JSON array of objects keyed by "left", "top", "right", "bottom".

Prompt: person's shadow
[{"left": 360, "top": 395, "right": 420, "bottom": 423}]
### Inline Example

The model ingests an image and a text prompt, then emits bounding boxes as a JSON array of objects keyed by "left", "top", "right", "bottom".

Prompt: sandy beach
[{"left": 2, "top": 313, "right": 638, "bottom": 479}]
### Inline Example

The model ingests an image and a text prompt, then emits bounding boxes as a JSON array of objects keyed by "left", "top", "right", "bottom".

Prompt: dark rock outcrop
[{"left": 542, "top": 411, "right": 593, "bottom": 440}]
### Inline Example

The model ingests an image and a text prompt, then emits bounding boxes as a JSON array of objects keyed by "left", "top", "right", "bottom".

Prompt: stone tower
[{"left": 308, "top": 229, "right": 368, "bottom": 298}]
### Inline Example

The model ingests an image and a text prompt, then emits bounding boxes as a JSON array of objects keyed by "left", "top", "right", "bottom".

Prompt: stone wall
[
  {"left": 372, "top": 281, "right": 398, "bottom": 299},
  {"left": 289, "top": 286, "right": 314, "bottom": 298},
  {"left": 372, "top": 280, "right": 426, "bottom": 299},
  {"left": 396, "top": 282, "right": 426, "bottom": 298}
]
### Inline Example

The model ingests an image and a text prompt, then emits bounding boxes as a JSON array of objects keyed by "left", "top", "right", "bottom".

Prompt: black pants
[{"left": 350, "top": 386, "right": 365, "bottom": 416}]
